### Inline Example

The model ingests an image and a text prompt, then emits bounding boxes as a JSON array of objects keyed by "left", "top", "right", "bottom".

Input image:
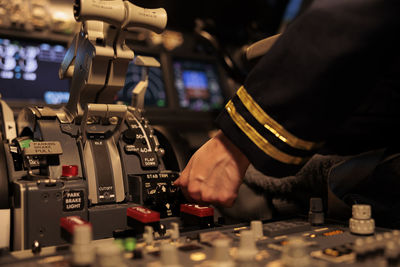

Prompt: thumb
[
  {"left": 174, "top": 157, "right": 193, "bottom": 187},
  {"left": 173, "top": 177, "right": 181, "bottom": 186}
]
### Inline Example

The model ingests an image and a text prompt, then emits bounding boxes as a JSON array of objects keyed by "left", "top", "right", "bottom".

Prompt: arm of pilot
[{"left": 175, "top": 0, "right": 400, "bottom": 206}]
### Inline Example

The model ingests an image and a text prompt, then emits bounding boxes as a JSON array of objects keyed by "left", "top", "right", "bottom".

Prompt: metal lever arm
[
  {"left": 80, "top": 104, "right": 127, "bottom": 205},
  {"left": 131, "top": 56, "right": 160, "bottom": 109},
  {"left": 60, "top": 0, "right": 167, "bottom": 120},
  {"left": 74, "top": 0, "right": 167, "bottom": 33}
]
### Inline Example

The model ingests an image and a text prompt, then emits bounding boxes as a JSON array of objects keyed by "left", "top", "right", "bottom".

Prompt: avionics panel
[
  {"left": 173, "top": 58, "right": 224, "bottom": 112},
  {"left": 0, "top": 36, "right": 69, "bottom": 105},
  {"left": 117, "top": 54, "right": 167, "bottom": 108}
]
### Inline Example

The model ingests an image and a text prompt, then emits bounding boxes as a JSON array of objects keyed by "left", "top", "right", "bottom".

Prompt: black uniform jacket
[{"left": 217, "top": 0, "right": 400, "bottom": 178}]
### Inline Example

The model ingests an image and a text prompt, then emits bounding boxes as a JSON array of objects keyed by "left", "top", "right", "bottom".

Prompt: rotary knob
[
  {"left": 122, "top": 128, "right": 137, "bottom": 144},
  {"left": 71, "top": 225, "right": 95, "bottom": 266},
  {"left": 349, "top": 204, "right": 375, "bottom": 235},
  {"left": 236, "top": 230, "right": 257, "bottom": 263},
  {"left": 160, "top": 243, "right": 182, "bottom": 267},
  {"left": 97, "top": 242, "right": 125, "bottom": 267},
  {"left": 308, "top": 198, "right": 324, "bottom": 225},
  {"left": 250, "top": 220, "right": 263, "bottom": 240},
  {"left": 211, "top": 239, "right": 234, "bottom": 267},
  {"left": 281, "top": 237, "right": 311, "bottom": 267},
  {"left": 352, "top": 204, "right": 371, "bottom": 219}
]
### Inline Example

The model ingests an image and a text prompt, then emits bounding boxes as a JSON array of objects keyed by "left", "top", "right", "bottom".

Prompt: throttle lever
[{"left": 74, "top": 0, "right": 167, "bottom": 33}]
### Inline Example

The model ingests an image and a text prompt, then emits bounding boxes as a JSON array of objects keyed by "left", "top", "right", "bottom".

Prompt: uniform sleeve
[{"left": 216, "top": 0, "right": 400, "bottom": 177}]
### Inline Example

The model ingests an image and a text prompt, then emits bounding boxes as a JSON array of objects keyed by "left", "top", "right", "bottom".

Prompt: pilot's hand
[{"left": 174, "top": 130, "right": 250, "bottom": 207}]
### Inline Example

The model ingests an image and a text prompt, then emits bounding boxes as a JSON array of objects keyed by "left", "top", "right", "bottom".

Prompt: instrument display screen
[
  {"left": 173, "top": 59, "right": 223, "bottom": 111},
  {"left": 0, "top": 37, "right": 69, "bottom": 104}
]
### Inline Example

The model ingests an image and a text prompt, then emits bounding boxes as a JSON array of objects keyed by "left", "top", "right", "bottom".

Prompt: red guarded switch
[
  {"left": 60, "top": 216, "right": 91, "bottom": 234},
  {"left": 180, "top": 204, "right": 214, "bottom": 228},
  {"left": 127, "top": 206, "right": 160, "bottom": 223},
  {"left": 180, "top": 204, "right": 214, "bottom": 217},
  {"left": 127, "top": 206, "right": 161, "bottom": 236}
]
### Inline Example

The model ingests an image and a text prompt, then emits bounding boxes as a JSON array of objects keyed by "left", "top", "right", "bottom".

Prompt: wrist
[{"left": 215, "top": 130, "right": 250, "bottom": 170}]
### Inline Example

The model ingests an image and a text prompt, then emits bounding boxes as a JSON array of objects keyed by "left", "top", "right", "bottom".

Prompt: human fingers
[
  {"left": 186, "top": 174, "right": 204, "bottom": 203},
  {"left": 180, "top": 186, "right": 196, "bottom": 203},
  {"left": 173, "top": 157, "right": 193, "bottom": 187},
  {"left": 178, "top": 178, "right": 205, "bottom": 205},
  {"left": 199, "top": 180, "right": 237, "bottom": 207},
  {"left": 173, "top": 176, "right": 182, "bottom": 186}
]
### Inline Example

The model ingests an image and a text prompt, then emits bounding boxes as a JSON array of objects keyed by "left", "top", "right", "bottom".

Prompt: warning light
[{"left": 62, "top": 165, "right": 79, "bottom": 177}]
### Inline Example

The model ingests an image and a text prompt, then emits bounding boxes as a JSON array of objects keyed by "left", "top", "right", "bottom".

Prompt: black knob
[
  {"left": 122, "top": 129, "right": 137, "bottom": 144},
  {"left": 309, "top": 197, "right": 323, "bottom": 212},
  {"left": 308, "top": 198, "right": 324, "bottom": 225}
]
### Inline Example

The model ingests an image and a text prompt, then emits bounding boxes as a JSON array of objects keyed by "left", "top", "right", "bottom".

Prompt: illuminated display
[
  {"left": 182, "top": 70, "right": 210, "bottom": 100},
  {"left": 0, "top": 37, "right": 69, "bottom": 104},
  {"left": 173, "top": 59, "right": 223, "bottom": 111}
]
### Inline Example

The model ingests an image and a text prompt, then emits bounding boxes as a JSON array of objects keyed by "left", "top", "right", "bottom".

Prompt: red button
[
  {"left": 60, "top": 216, "right": 91, "bottom": 234},
  {"left": 62, "top": 165, "right": 78, "bottom": 177},
  {"left": 180, "top": 204, "right": 214, "bottom": 217},
  {"left": 127, "top": 206, "right": 160, "bottom": 223}
]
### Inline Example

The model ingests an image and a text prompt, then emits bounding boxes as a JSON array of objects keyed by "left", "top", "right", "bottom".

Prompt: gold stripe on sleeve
[
  {"left": 236, "top": 86, "right": 322, "bottom": 150},
  {"left": 225, "top": 100, "right": 308, "bottom": 165}
]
